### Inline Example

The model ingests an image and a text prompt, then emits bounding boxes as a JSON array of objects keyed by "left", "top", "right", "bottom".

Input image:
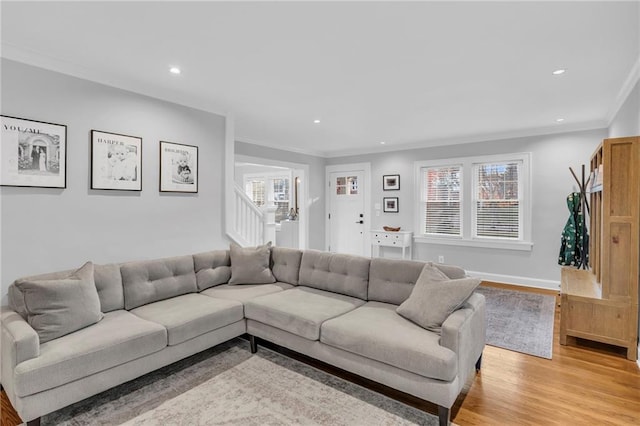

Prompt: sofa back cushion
[
  {"left": 271, "top": 247, "right": 303, "bottom": 285},
  {"left": 298, "top": 250, "right": 369, "bottom": 299},
  {"left": 94, "top": 264, "right": 126, "bottom": 312},
  {"left": 193, "top": 250, "right": 231, "bottom": 291},
  {"left": 8, "top": 263, "right": 124, "bottom": 317},
  {"left": 121, "top": 255, "right": 197, "bottom": 310},
  {"left": 368, "top": 258, "right": 467, "bottom": 305}
]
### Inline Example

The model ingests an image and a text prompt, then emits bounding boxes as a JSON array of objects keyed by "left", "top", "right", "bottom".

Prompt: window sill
[{"left": 413, "top": 236, "right": 533, "bottom": 251}]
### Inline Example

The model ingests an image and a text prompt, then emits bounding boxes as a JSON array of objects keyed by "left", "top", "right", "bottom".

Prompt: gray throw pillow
[
  {"left": 396, "top": 263, "right": 480, "bottom": 333},
  {"left": 14, "top": 262, "right": 104, "bottom": 343},
  {"left": 228, "top": 242, "right": 276, "bottom": 285}
]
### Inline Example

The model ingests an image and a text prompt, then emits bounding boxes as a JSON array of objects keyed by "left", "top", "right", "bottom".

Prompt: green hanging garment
[{"left": 558, "top": 192, "right": 589, "bottom": 268}]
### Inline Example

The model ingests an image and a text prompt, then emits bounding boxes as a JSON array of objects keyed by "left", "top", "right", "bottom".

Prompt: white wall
[
  {"left": 1, "top": 59, "right": 229, "bottom": 302},
  {"left": 609, "top": 81, "right": 640, "bottom": 138},
  {"left": 327, "top": 129, "right": 606, "bottom": 289},
  {"left": 234, "top": 142, "right": 326, "bottom": 250}
]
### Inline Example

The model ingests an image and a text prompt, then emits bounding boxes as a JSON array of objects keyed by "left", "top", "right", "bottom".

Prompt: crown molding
[
  {"left": 1, "top": 42, "right": 229, "bottom": 118},
  {"left": 234, "top": 136, "right": 326, "bottom": 158},
  {"left": 323, "top": 120, "right": 607, "bottom": 158},
  {"left": 1, "top": 41, "right": 620, "bottom": 160}
]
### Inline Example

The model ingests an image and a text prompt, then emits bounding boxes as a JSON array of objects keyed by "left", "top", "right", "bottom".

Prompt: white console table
[{"left": 371, "top": 230, "right": 413, "bottom": 259}]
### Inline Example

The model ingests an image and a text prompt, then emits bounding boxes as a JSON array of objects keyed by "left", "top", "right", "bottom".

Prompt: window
[
  {"left": 245, "top": 179, "right": 266, "bottom": 207},
  {"left": 473, "top": 161, "right": 521, "bottom": 239},
  {"left": 424, "top": 165, "right": 462, "bottom": 236},
  {"left": 416, "top": 153, "right": 532, "bottom": 250},
  {"left": 244, "top": 173, "right": 291, "bottom": 223}
]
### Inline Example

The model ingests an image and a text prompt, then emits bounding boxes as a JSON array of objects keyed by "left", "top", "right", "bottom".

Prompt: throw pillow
[
  {"left": 228, "top": 242, "right": 277, "bottom": 285},
  {"left": 396, "top": 263, "right": 480, "bottom": 333},
  {"left": 14, "top": 262, "right": 104, "bottom": 343}
]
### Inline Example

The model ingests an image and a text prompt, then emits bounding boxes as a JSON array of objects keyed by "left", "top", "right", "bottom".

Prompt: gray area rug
[
  {"left": 475, "top": 286, "right": 556, "bottom": 359},
  {"left": 40, "top": 338, "right": 445, "bottom": 425}
]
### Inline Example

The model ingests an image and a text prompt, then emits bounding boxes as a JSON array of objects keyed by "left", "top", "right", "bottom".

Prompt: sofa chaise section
[{"left": 247, "top": 254, "right": 484, "bottom": 426}]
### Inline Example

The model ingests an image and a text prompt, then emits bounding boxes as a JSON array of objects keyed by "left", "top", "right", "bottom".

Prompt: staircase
[{"left": 229, "top": 184, "right": 276, "bottom": 247}]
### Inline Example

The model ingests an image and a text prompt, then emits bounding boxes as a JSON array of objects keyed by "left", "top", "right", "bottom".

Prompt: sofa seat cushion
[
  {"left": 14, "top": 310, "right": 167, "bottom": 397},
  {"left": 201, "top": 282, "right": 294, "bottom": 303},
  {"left": 244, "top": 287, "right": 364, "bottom": 340},
  {"left": 320, "top": 301, "right": 458, "bottom": 381},
  {"left": 130, "top": 293, "right": 243, "bottom": 346}
]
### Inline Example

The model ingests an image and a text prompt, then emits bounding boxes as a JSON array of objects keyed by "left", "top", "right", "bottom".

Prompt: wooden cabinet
[{"left": 560, "top": 136, "right": 639, "bottom": 361}]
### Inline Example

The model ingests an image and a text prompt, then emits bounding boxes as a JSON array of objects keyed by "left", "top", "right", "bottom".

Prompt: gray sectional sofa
[{"left": 1, "top": 247, "right": 485, "bottom": 426}]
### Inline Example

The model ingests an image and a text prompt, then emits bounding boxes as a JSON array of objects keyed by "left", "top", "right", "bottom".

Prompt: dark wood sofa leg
[
  {"left": 438, "top": 405, "right": 450, "bottom": 426},
  {"left": 27, "top": 418, "right": 41, "bottom": 426},
  {"left": 475, "top": 353, "right": 483, "bottom": 372},
  {"left": 249, "top": 335, "right": 258, "bottom": 354}
]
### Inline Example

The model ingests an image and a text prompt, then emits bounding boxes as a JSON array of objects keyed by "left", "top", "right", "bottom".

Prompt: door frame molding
[{"left": 325, "top": 162, "right": 371, "bottom": 257}]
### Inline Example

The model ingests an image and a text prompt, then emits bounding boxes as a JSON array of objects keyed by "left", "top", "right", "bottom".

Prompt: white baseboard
[{"left": 467, "top": 270, "right": 560, "bottom": 291}]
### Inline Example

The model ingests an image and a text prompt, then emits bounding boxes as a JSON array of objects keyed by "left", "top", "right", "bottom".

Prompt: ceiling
[{"left": 1, "top": 1, "right": 639, "bottom": 157}]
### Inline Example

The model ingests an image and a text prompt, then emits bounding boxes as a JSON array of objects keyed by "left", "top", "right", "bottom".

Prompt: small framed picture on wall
[
  {"left": 383, "top": 174, "right": 400, "bottom": 190},
  {"left": 1, "top": 115, "right": 67, "bottom": 188},
  {"left": 159, "top": 141, "right": 198, "bottom": 193},
  {"left": 91, "top": 130, "right": 142, "bottom": 191},
  {"left": 383, "top": 197, "right": 399, "bottom": 213}
]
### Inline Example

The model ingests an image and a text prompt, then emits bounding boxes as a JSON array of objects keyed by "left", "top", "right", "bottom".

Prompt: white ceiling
[{"left": 2, "top": 1, "right": 639, "bottom": 157}]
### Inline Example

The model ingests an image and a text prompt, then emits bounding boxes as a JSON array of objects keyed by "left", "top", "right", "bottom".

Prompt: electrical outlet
[{"left": 438, "top": 255, "right": 445, "bottom": 264}]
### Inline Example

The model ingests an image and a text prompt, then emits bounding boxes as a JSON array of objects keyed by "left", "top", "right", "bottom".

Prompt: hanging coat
[{"left": 558, "top": 192, "right": 589, "bottom": 268}]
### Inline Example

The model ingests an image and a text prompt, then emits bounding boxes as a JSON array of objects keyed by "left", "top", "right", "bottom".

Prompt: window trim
[{"left": 414, "top": 152, "right": 533, "bottom": 251}]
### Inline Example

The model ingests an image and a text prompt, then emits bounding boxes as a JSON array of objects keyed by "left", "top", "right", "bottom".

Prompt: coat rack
[{"left": 569, "top": 164, "right": 590, "bottom": 269}]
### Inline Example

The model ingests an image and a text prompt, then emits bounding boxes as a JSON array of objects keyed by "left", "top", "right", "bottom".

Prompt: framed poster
[
  {"left": 383, "top": 174, "right": 400, "bottom": 190},
  {"left": 1, "top": 115, "right": 67, "bottom": 188},
  {"left": 383, "top": 197, "right": 399, "bottom": 213},
  {"left": 91, "top": 130, "right": 142, "bottom": 191},
  {"left": 159, "top": 141, "right": 198, "bottom": 193}
]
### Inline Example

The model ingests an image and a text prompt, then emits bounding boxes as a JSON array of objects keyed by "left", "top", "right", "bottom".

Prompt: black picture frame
[
  {"left": 159, "top": 141, "right": 199, "bottom": 193},
  {"left": 383, "top": 174, "right": 400, "bottom": 191},
  {"left": 383, "top": 197, "right": 399, "bottom": 213},
  {"left": 1, "top": 115, "right": 67, "bottom": 188},
  {"left": 90, "top": 130, "right": 143, "bottom": 191}
]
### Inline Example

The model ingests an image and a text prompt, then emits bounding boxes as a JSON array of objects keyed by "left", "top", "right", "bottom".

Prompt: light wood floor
[{"left": 2, "top": 283, "right": 639, "bottom": 426}]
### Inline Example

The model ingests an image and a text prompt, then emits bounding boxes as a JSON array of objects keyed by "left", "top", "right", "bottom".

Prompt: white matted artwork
[
  {"left": 159, "top": 141, "right": 198, "bottom": 193},
  {"left": 1, "top": 115, "right": 67, "bottom": 188},
  {"left": 383, "top": 197, "right": 399, "bottom": 213},
  {"left": 91, "top": 130, "right": 142, "bottom": 191}
]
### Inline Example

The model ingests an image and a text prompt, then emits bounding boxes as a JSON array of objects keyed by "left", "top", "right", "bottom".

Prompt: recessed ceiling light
[
  {"left": 556, "top": 118, "right": 565, "bottom": 122},
  {"left": 552, "top": 69, "right": 566, "bottom": 75},
  {"left": 380, "top": 141, "right": 386, "bottom": 145},
  {"left": 313, "top": 119, "right": 321, "bottom": 124},
  {"left": 169, "top": 67, "right": 181, "bottom": 75}
]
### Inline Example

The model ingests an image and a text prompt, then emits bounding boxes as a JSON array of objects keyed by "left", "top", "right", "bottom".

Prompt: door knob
[{"left": 355, "top": 220, "right": 364, "bottom": 224}]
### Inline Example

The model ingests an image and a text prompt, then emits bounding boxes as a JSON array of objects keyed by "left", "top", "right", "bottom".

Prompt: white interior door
[{"left": 329, "top": 170, "right": 365, "bottom": 255}]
